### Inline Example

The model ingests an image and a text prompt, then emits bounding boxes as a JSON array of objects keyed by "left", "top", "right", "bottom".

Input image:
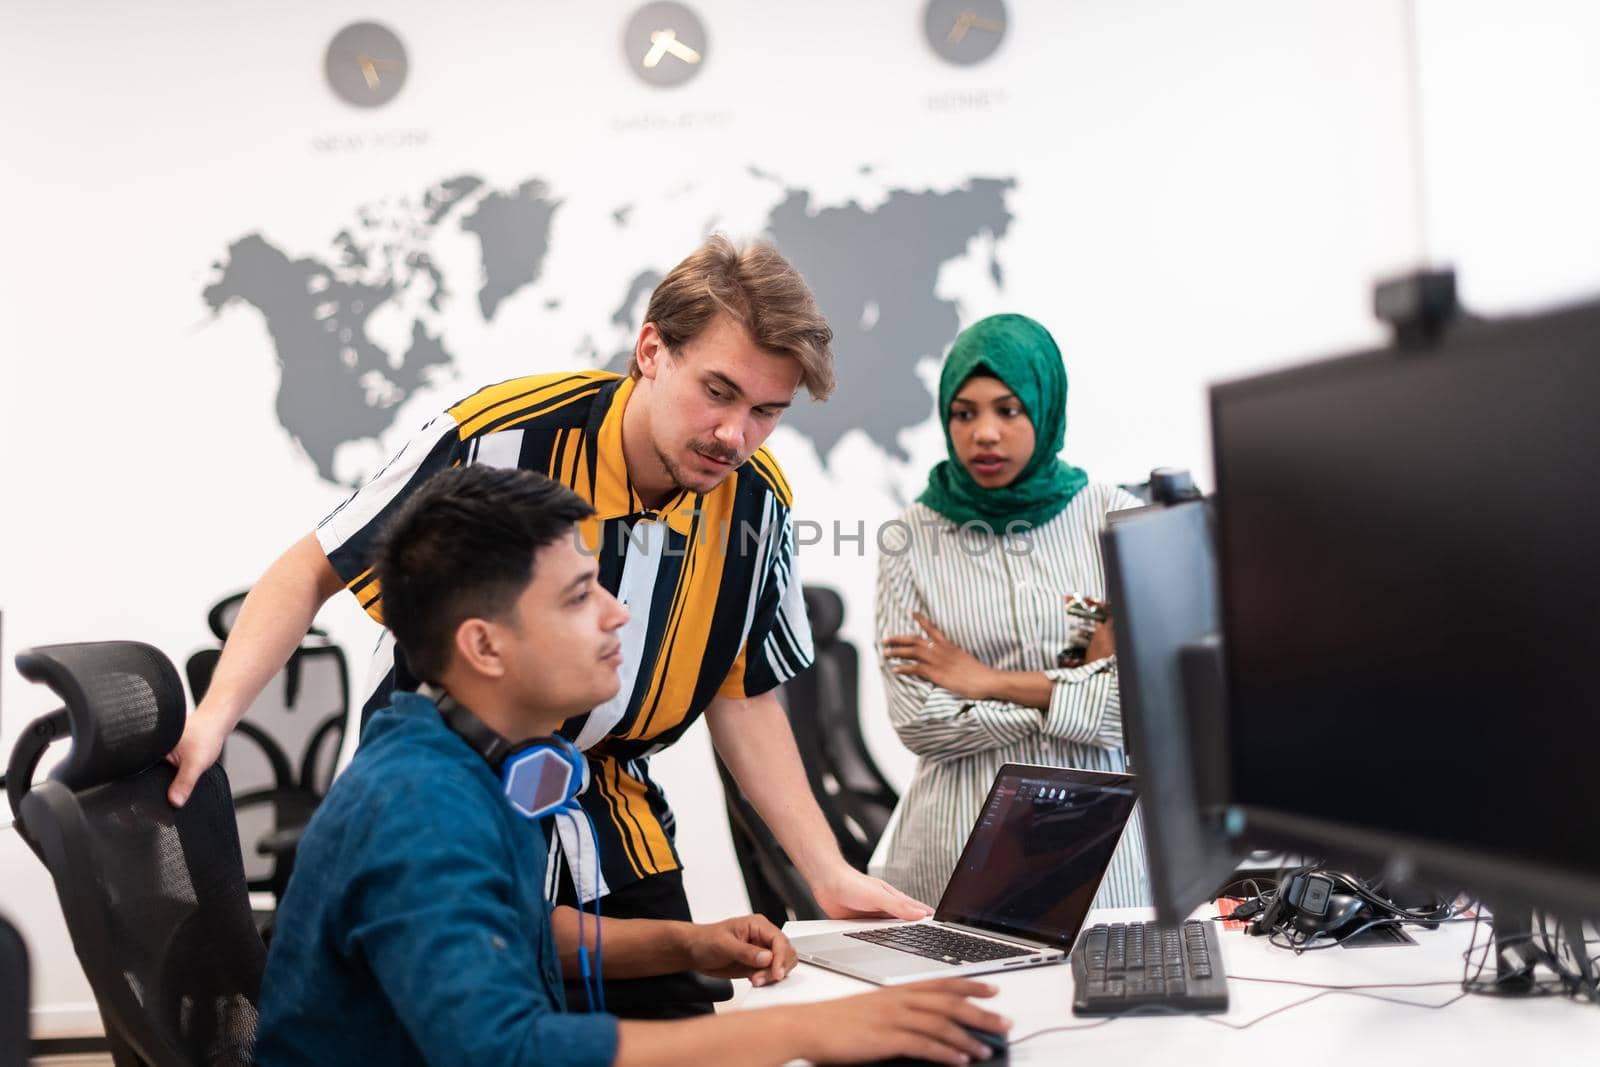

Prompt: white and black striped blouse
[{"left": 875, "top": 485, "right": 1151, "bottom": 909}]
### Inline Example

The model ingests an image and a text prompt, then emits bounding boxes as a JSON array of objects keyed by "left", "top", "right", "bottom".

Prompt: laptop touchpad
[{"left": 812, "top": 939, "right": 937, "bottom": 978}]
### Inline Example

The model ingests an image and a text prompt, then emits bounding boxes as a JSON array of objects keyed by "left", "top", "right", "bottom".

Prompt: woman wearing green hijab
[{"left": 875, "top": 314, "right": 1149, "bottom": 907}]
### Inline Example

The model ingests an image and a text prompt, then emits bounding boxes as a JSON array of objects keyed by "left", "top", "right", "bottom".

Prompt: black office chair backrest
[
  {"left": 12, "top": 641, "right": 265, "bottom": 1067},
  {"left": 783, "top": 586, "right": 899, "bottom": 870},
  {"left": 0, "top": 914, "right": 26, "bottom": 1067},
  {"left": 193, "top": 591, "right": 349, "bottom": 795},
  {"left": 712, "top": 749, "right": 826, "bottom": 927},
  {"left": 186, "top": 591, "right": 349, "bottom": 899}
]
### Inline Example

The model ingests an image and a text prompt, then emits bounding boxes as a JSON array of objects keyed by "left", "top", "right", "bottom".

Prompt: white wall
[
  {"left": 1412, "top": 0, "right": 1600, "bottom": 313},
  {"left": 2, "top": 0, "right": 1594, "bottom": 1034}
]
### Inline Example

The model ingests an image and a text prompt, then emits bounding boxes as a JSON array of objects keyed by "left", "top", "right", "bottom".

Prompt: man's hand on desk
[
  {"left": 813, "top": 865, "right": 934, "bottom": 922},
  {"left": 781, "top": 979, "right": 1010, "bottom": 1065},
  {"left": 685, "top": 914, "right": 796, "bottom": 987}
]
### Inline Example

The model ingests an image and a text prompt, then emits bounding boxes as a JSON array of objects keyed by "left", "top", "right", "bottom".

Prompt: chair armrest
[
  {"left": 594, "top": 971, "right": 735, "bottom": 1015},
  {"left": 255, "top": 826, "right": 305, "bottom": 859},
  {"left": 232, "top": 787, "right": 319, "bottom": 827},
  {"left": 695, "top": 973, "right": 735, "bottom": 1003},
  {"left": 232, "top": 786, "right": 320, "bottom": 898},
  {"left": 6, "top": 708, "right": 70, "bottom": 856},
  {"left": 232, "top": 788, "right": 319, "bottom": 858}
]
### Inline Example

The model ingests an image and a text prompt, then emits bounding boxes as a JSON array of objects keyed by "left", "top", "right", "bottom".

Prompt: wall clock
[
  {"left": 923, "top": 1, "right": 1008, "bottom": 66},
  {"left": 325, "top": 22, "right": 409, "bottom": 108},
  {"left": 623, "top": 2, "right": 708, "bottom": 88}
]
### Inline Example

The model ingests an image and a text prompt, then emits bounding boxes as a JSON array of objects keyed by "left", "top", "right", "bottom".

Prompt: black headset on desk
[{"left": 1237, "top": 867, "right": 1460, "bottom": 949}]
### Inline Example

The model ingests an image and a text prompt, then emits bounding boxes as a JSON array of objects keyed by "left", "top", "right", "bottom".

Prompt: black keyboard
[
  {"left": 1071, "top": 920, "right": 1229, "bottom": 1015},
  {"left": 846, "top": 923, "right": 1036, "bottom": 964}
]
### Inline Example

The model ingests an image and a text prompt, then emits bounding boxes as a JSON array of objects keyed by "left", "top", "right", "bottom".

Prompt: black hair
[{"left": 372, "top": 466, "right": 595, "bottom": 683}]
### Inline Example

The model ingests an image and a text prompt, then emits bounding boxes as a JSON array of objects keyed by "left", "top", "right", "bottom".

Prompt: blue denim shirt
[{"left": 254, "top": 691, "right": 618, "bottom": 1067}]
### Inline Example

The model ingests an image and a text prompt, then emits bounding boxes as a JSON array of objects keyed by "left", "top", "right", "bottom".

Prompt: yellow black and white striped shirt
[{"left": 316, "top": 370, "right": 813, "bottom": 900}]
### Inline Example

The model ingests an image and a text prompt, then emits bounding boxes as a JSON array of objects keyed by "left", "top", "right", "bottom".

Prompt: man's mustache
[{"left": 689, "top": 441, "right": 742, "bottom": 464}]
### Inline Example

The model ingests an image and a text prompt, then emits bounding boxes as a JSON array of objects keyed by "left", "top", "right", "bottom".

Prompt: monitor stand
[{"left": 1491, "top": 908, "right": 1538, "bottom": 993}]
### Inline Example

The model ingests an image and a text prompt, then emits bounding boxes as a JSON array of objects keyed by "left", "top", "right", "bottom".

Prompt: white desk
[{"left": 737, "top": 909, "right": 1599, "bottom": 1065}]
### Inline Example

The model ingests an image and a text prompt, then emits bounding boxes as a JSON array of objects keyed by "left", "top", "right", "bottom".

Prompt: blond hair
[{"left": 631, "top": 234, "right": 836, "bottom": 400}]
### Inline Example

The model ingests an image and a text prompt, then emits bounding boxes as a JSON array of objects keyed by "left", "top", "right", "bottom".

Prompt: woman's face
[{"left": 948, "top": 374, "right": 1036, "bottom": 489}]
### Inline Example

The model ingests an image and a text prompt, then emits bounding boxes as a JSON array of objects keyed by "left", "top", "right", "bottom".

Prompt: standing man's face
[{"left": 634, "top": 314, "right": 801, "bottom": 495}]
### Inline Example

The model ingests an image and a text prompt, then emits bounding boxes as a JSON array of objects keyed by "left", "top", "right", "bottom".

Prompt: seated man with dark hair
[{"left": 253, "top": 465, "right": 1010, "bottom": 1067}]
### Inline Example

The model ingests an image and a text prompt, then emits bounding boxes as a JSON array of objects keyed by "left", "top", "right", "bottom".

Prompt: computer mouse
[
  {"left": 961, "top": 1022, "right": 1010, "bottom": 1059},
  {"left": 867, "top": 1024, "right": 1009, "bottom": 1066}
]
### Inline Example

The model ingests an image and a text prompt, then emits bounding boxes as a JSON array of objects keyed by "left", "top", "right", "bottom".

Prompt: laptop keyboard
[
  {"left": 845, "top": 924, "right": 1035, "bottom": 964},
  {"left": 1071, "top": 920, "right": 1229, "bottom": 1014}
]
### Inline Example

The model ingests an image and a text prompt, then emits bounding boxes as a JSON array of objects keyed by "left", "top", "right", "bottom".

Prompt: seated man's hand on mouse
[{"left": 779, "top": 978, "right": 1011, "bottom": 1064}]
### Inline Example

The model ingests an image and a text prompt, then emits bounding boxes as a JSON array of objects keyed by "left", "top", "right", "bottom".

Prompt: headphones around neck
[
  {"left": 435, "top": 692, "right": 589, "bottom": 820},
  {"left": 431, "top": 689, "right": 607, "bottom": 1011}
]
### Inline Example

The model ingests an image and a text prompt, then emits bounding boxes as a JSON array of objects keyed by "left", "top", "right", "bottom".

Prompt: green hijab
[{"left": 917, "top": 313, "right": 1088, "bottom": 532}]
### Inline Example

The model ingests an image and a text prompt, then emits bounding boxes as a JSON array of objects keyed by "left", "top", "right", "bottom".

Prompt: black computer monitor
[
  {"left": 1101, "top": 500, "right": 1238, "bottom": 924},
  {"left": 1210, "top": 298, "right": 1600, "bottom": 916}
]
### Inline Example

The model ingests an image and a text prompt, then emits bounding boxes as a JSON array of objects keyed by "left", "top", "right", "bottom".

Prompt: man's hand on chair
[{"left": 165, "top": 708, "right": 233, "bottom": 807}]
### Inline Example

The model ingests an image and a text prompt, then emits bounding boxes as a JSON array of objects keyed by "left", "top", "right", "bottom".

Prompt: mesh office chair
[
  {"left": 713, "top": 747, "right": 825, "bottom": 926},
  {"left": 713, "top": 585, "right": 899, "bottom": 923},
  {"left": 0, "top": 914, "right": 26, "bottom": 1067},
  {"left": 783, "top": 586, "right": 899, "bottom": 871},
  {"left": 186, "top": 591, "right": 348, "bottom": 903},
  {"left": 8, "top": 641, "right": 265, "bottom": 1067}
]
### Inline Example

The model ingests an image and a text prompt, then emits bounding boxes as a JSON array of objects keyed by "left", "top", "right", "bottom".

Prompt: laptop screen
[{"left": 935, "top": 765, "right": 1139, "bottom": 948}]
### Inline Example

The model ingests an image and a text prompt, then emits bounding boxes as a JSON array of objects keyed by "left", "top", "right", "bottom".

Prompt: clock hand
[
  {"left": 355, "top": 53, "right": 401, "bottom": 89},
  {"left": 947, "top": 11, "right": 976, "bottom": 43},
  {"left": 947, "top": 10, "right": 1001, "bottom": 44},
  {"left": 660, "top": 33, "right": 700, "bottom": 64},
  {"left": 643, "top": 28, "right": 701, "bottom": 68},
  {"left": 643, "top": 30, "right": 672, "bottom": 68}
]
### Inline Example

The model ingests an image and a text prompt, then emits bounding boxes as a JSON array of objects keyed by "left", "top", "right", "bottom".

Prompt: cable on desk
[
  {"left": 1199, "top": 987, "right": 1470, "bottom": 1030},
  {"left": 1461, "top": 909, "right": 1599, "bottom": 1003},
  {"left": 1010, "top": 984, "right": 1471, "bottom": 1044},
  {"left": 1215, "top": 876, "right": 1278, "bottom": 903},
  {"left": 1009, "top": 1016, "right": 1120, "bottom": 1044},
  {"left": 1008, "top": 1005, "right": 1184, "bottom": 1045},
  {"left": 1230, "top": 975, "right": 1460, "bottom": 991},
  {"left": 1019, "top": 899, "right": 1596, "bottom": 1043},
  {"left": 1261, "top": 910, "right": 1479, "bottom": 954},
  {"left": 1229, "top": 858, "right": 1477, "bottom": 944}
]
